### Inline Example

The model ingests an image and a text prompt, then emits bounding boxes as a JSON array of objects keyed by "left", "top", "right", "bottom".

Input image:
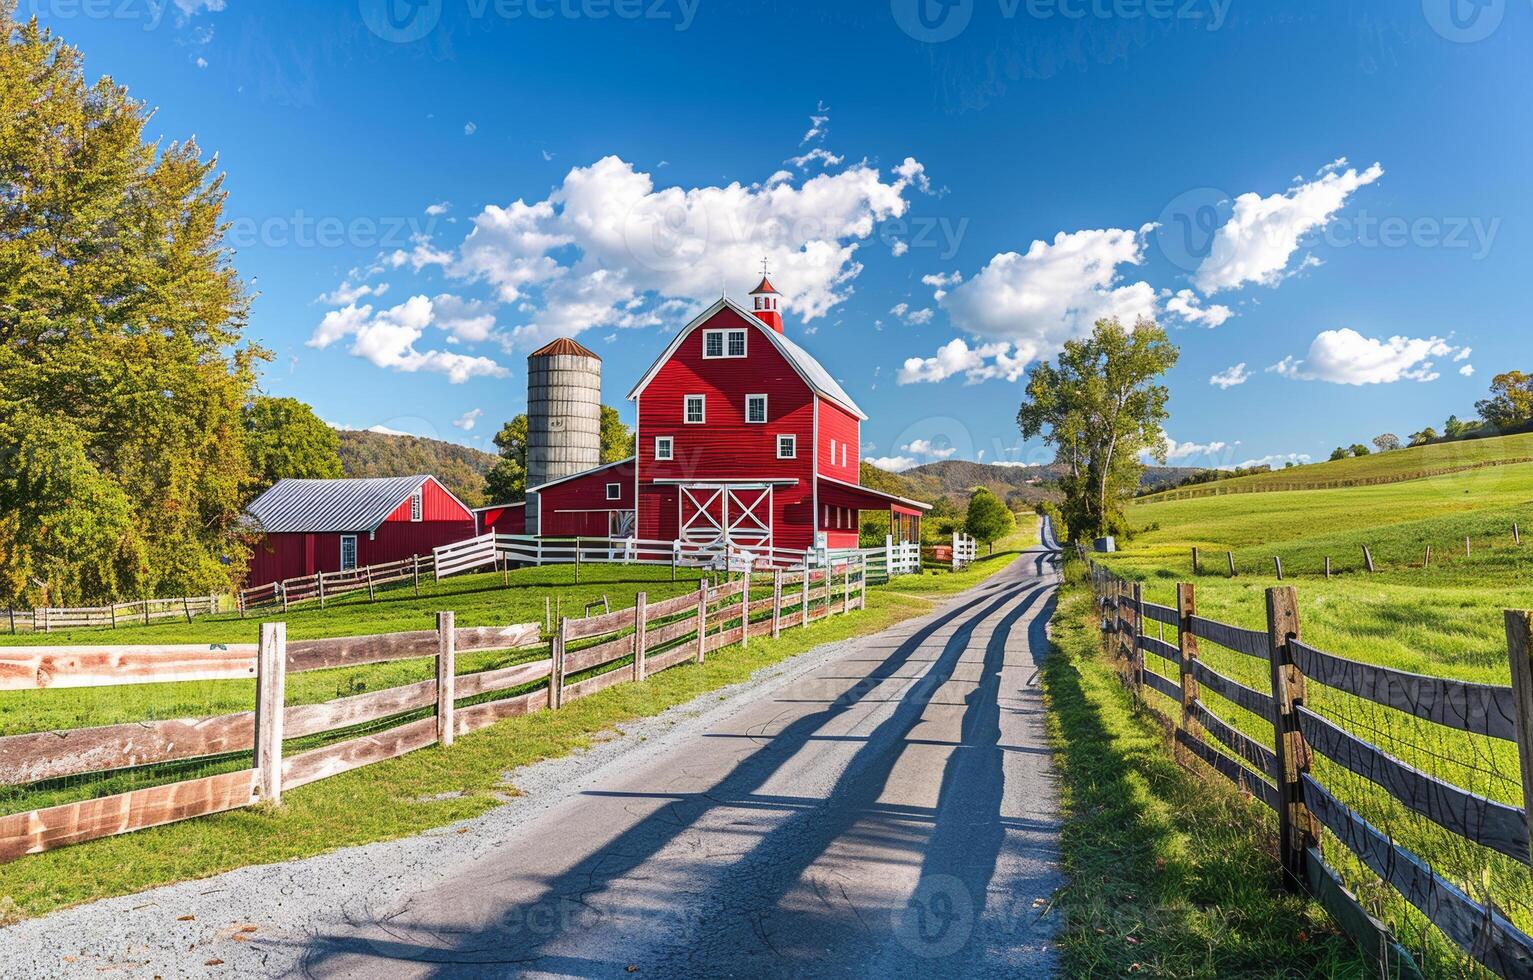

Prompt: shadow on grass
[{"left": 1041, "top": 584, "right": 1374, "bottom": 978}]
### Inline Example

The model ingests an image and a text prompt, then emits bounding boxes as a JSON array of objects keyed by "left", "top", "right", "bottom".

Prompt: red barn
[
  {"left": 244, "top": 475, "right": 476, "bottom": 587},
  {"left": 519, "top": 274, "right": 928, "bottom": 553}
]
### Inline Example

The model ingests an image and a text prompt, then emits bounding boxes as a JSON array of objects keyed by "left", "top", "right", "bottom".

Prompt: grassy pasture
[{"left": 1095, "top": 443, "right": 1533, "bottom": 974}]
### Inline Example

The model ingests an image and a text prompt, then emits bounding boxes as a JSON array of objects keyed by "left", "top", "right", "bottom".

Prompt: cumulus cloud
[
  {"left": 174, "top": 0, "right": 226, "bottom": 15},
  {"left": 431, "top": 293, "right": 499, "bottom": 344},
  {"left": 897, "top": 337, "right": 1029, "bottom": 385},
  {"left": 1209, "top": 363, "right": 1251, "bottom": 389},
  {"left": 464, "top": 122, "right": 477, "bottom": 136},
  {"left": 1460, "top": 363, "right": 1476, "bottom": 377},
  {"left": 866, "top": 455, "right": 919, "bottom": 472},
  {"left": 901, "top": 438, "right": 958, "bottom": 460},
  {"left": 420, "top": 154, "right": 926, "bottom": 347},
  {"left": 921, "top": 271, "right": 962, "bottom": 301},
  {"left": 318, "top": 280, "right": 389, "bottom": 306},
  {"left": 787, "top": 148, "right": 844, "bottom": 170},
  {"left": 452, "top": 408, "right": 484, "bottom": 431},
  {"left": 1165, "top": 288, "right": 1234, "bottom": 328},
  {"left": 1194, "top": 162, "right": 1384, "bottom": 293},
  {"left": 1228, "top": 452, "right": 1311, "bottom": 470},
  {"left": 1152, "top": 434, "right": 1231, "bottom": 463},
  {"left": 426, "top": 201, "right": 451, "bottom": 216},
  {"left": 1269, "top": 328, "right": 1463, "bottom": 385},
  {"left": 889, "top": 302, "right": 934, "bottom": 326},
  {"left": 308, "top": 296, "right": 509, "bottom": 383}
]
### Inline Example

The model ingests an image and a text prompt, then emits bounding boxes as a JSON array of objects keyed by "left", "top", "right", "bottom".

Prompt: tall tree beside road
[
  {"left": 0, "top": 10, "right": 262, "bottom": 606},
  {"left": 963, "top": 487, "right": 1015, "bottom": 553},
  {"left": 1017, "top": 318, "right": 1179, "bottom": 541}
]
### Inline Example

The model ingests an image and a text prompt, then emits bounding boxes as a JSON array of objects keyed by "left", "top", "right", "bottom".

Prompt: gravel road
[{"left": 0, "top": 540, "right": 1063, "bottom": 979}]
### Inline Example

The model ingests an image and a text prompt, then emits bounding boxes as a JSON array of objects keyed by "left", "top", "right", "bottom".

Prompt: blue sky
[{"left": 31, "top": 0, "right": 1529, "bottom": 472}]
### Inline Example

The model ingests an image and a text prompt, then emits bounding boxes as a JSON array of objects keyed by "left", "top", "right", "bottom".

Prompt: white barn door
[{"left": 679, "top": 485, "right": 772, "bottom": 548}]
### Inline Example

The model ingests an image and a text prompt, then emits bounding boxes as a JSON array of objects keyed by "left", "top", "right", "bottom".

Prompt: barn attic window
[{"left": 410, "top": 490, "right": 423, "bottom": 522}]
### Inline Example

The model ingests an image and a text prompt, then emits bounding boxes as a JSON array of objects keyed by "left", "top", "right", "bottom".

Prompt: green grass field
[
  {"left": 1091, "top": 439, "right": 1533, "bottom": 975},
  {"left": 0, "top": 526, "right": 1041, "bottom": 920}
]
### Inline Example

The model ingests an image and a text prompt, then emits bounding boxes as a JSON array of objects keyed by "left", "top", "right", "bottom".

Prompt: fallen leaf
[
  {"left": 177, "top": 915, "right": 195, "bottom": 922},
  {"left": 240, "top": 926, "right": 258, "bottom": 934},
  {"left": 232, "top": 935, "right": 249, "bottom": 943},
  {"left": 204, "top": 959, "right": 224, "bottom": 967}
]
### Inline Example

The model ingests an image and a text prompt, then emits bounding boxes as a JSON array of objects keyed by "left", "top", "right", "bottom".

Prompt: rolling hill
[
  {"left": 875, "top": 459, "right": 1202, "bottom": 511},
  {"left": 335, "top": 430, "right": 497, "bottom": 507}
]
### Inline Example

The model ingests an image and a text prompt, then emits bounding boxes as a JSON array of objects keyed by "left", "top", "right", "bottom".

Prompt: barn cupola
[{"left": 748, "top": 262, "right": 784, "bottom": 333}]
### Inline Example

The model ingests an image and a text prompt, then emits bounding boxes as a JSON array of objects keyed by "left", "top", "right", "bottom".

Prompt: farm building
[
  {"left": 508, "top": 272, "right": 929, "bottom": 551},
  {"left": 243, "top": 475, "right": 476, "bottom": 587}
]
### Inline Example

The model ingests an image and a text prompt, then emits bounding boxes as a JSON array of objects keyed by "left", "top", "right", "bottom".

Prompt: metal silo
[{"left": 525, "top": 337, "right": 602, "bottom": 536}]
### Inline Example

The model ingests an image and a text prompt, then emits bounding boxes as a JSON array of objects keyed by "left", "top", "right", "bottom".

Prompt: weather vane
[{"left": 760, "top": 256, "right": 771, "bottom": 277}]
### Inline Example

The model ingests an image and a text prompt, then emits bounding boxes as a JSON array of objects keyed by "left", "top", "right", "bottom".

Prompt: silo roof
[{"left": 529, "top": 338, "right": 601, "bottom": 359}]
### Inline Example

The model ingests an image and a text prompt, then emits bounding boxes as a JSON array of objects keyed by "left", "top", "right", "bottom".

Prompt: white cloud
[
  {"left": 429, "top": 154, "right": 926, "bottom": 347},
  {"left": 897, "top": 337, "right": 1029, "bottom": 385},
  {"left": 921, "top": 270, "right": 962, "bottom": 301},
  {"left": 787, "top": 148, "right": 844, "bottom": 170},
  {"left": 901, "top": 438, "right": 958, "bottom": 460},
  {"left": 426, "top": 201, "right": 451, "bottom": 216},
  {"left": 329, "top": 422, "right": 412, "bottom": 437},
  {"left": 1194, "top": 162, "right": 1384, "bottom": 293},
  {"left": 1460, "top": 363, "right": 1476, "bottom": 377},
  {"left": 1209, "top": 362, "right": 1251, "bottom": 389},
  {"left": 1454, "top": 347, "right": 1472, "bottom": 361},
  {"left": 174, "top": 0, "right": 226, "bottom": 15},
  {"left": 1165, "top": 288, "right": 1233, "bottom": 328},
  {"left": 464, "top": 122, "right": 477, "bottom": 136},
  {"left": 1228, "top": 452, "right": 1311, "bottom": 470},
  {"left": 430, "top": 293, "right": 499, "bottom": 344},
  {"left": 1152, "top": 434, "right": 1231, "bottom": 463},
  {"left": 1269, "top": 328, "right": 1462, "bottom": 385},
  {"left": 889, "top": 302, "right": 935, "bottom": 326},
  {"left": 890, "top": 302, "right": 908, "bottom": 318},
  {"left": 924, "top": 227, "right": 1158, "bottom": 380},
  {"left": 867, "top": 455, "right": 918, "bottom": 472},
  {"left": 318, "top": 280, "right": 389, "bottom": 306},
  {"left": 801, "top": 111, "right": 829, "bottom": 144},
  {"left": 452, "top": 408, "right": 484, "bottom": 431},
  {"left": 890, "top": 240, "right": 909, "bottom": 257},
  {"left": 308, "top": 296, "right": 509, "bottom": 383},
  {"left": 195, "top": 56, "right": 208, "bottom": 69}
]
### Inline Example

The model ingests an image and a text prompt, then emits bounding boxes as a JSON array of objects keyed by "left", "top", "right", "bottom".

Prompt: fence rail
[
  {"left": 1, "top": 555, "right": 868, "bottom": 864},
  {"left": 5, "top": 596, "right": 221, "bottom": 635},
  {"left": 1087, "top": 559, "right": 1533, "bottom": 978}
]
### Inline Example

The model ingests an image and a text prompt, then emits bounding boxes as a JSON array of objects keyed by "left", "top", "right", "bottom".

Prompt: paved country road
[{"left": 1, "top": 539, "right": 1064, "bottom": 979}]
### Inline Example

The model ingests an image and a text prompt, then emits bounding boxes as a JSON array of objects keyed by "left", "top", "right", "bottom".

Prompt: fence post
[
  {"left": 1362, "top": 545, "right": 1375, "bottom": 573},
  {"left": 1266, "top": 586, "right": 1318, "bottom": 892},
  {"left": 771, "top": 569, "right": 783, "bottom": 639},
  {"left": 1227, "top": 551, "right": 1236, "bottom": 577},
  {"left": 110, "top": 603, "right": 117, "bottom": 629},
  {"left": 1424, "top": 545, "right": 1432, "bottom": 568},
  {"left": 255, "top": 622, "right": 286, "bottom": 805},
  {"left": 802, "top": 555, "right": 811, "bottom": 628},
  {"left": 551, "top": 616, "right": 567, "bottom": 709},
  {"left": 6, "top": 607, "right": 13, "bottom": 635},
  {"left": 141, "top": 599, "right": 149, "bottom": 626},
  {"left": 317, "top": 572, "right": 326, "bottom": 608},
  {"left": 842, "top": 559, "right": 851, "bottom": 614},
  {"left": 634, "top": 593, "right": 648, "bottom": 681},
  {"left": 696, "top": 578, "right": 708, "bottom": 663},
  {"left": 1324, "top": 556, "right": 1331, "bottom": 579},
  {"left": 885, "top": 534, "right": 895, "bottom": 578},
  {"left": 436, "top": 612, "right": 456, "bottom": 747},
  {"left": 574, "top": 539, "right": 581, "bottom": 584},
  {"left": 1466, "top": 536, "right": 1472, "bottom": 558},
  {"left": 858, "top": 555, "right": 868, "bottom": 609},
  {"left": 741, "top": 561, "right": 750, "bottom": 648},
  {"left": 1273, "top": 556, "right": 1283, "bottom": 581},
  {"left": 1191, "top": 547, "right": 1200, "bottom": 575},
  {"left": 281, "top": 580, "right": 290, "bottom": 614},
  {"left": 1516, "top": 523, "right": 1522, "bottom": 546},
  {"left": 1505, "top": 611, "right": 1533, "bottom": 867},
  {"left": 184, "top": 596, "right": 193, "bottom": 623},
  {"left": 366, "top": 566, "right": 376, "bottom": 601},
  {"left": 1130, "top": 583, "right": 1145, "bottom": 693},
  {"left": 413, "top": 554, "right": 421, "bottom": 595},
  {"left": 672, "top": 540, "right": 680, "bottom": 582},
  {"left": 1175, "top": 583, "right": 1200, "bottom": 767}
]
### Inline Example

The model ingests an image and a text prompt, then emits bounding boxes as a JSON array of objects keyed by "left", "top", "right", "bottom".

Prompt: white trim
[
  {"left": 605, "top": 482, "right": 622, "bottom": 501},
  {"left": 651, "top": 478, "right": 798, "bottom": 487},
  {"left": 409, "top": 489, "right": 423, "bottom": 522},
  {"left": 624, "top": 297, "right": 867, "bottom": 419},
  {"left": 829, "top": 438, "right": 836, "bottom": 464},
  {"left": 701, "top": 327, "right": 748, "bottom": 360},
  {"left": 339, "top": 534, "right": 358, "bottom": 571},
  {"left": 702, "top": 329, "right": 726, "bottom": 359},
  {"left": 471, "top": 501, "right": 525, "bottom": 514},
  {"left": 726, "top": 328, "right": 747, "bottom": 357},
  {"left": 777, "top": 434, "right": 797, "bottom": 459},
  {"left": 745, "top": 393, "right": 767, "bottom": 424},
  {"left": 817, "top": 472, "right": 934, "bottom": 511},
  {"left": 654, "top": 436, "right": 673, "bottom": 461},
  {"left": 524, "top": 457, "right": 636, "bottom": 495},
  {"left": 683, "top": 394, "right": 706, "bottom": 424}
]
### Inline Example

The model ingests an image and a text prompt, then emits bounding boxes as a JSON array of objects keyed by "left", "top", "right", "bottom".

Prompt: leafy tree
[
  {"left": 1329, "top": 447, "right": 1350, "bottom": 462},
  {"left": 0, "top": 11, "right": 260, "bottom": 605},
  {"left": 242, "top": 397, "right": 342, "bottom": 492},
  {"left": 1444, "top": 415, "right": 1469, "bottom": 439},
  {"left": 964, "top": 487, "right": 1015, "bottom": 553},
  {"left": 599, "top": 406, "right": 635, "bottom": 462},
  {"left": 1372, "top": 433, "right": 1401, "bottom": 453},
  {"left": 1409, "top": 427, "right": 1438, "bottom": 447},
  {"left": 1017, "top": 318, "right": 1179, "bottom": 540},
  {"left": 482, "top": 406, "right": 631, "bottom": 504},
  {"left": 1349, "top": 443, "right": 1372, "bottom": 457},
  {"left": 1476, "top": 371, "right": 1533, "bottom": 429}
]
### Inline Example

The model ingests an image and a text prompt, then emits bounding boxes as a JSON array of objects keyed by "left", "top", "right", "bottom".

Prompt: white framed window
[
  {"left": 409, "top": 490, "right": 423, "bottom": 522},
  {"left": 702, "top": 329, "right": 747, "bottom": 358},
  {"left": 654, "top": 436, "right": 674, "bottom": 460},
  {"left": 684, "top": 394, "right": 705, "bottom": 424},
  {"left": 745, "top": 394, "right": 767, "bottom": 424},
  {"left": 777, "top": 434, "right": 797, "bottom": 459},
  {"left": 605, "top": 483, "right": 621, "bottom": 501},
  {"left": 340, "top": 535, "right": 358, "bottom": 571}
]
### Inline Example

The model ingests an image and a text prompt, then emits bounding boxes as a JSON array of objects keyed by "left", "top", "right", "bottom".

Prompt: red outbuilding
[{"left": 243, "top": 475, "right": 476, "bottom": 587}]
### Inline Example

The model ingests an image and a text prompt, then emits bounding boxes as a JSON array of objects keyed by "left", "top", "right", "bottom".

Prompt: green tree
[
  {"left": 1476, "top": 371, "right": 1533, "bottom": 429},
  {"left": 1372, "top": 433, "right": 1401, "bottom": 453},
  {"left": 964, "top": 487, "right": 1016, "bottom": 553},
  {"left": 1444, "top": 415, "right": 1468, "bottom": 439},
  {"left": 242, "top": 397, "right": 342, "bottom": 492},
  {"left": 599, "top": 405, "right": 635, "bottom": 463},
  {"left": 0, "top": 11, "right": 260, "bottom": 605},
  {"left": 1017, "top": 317, "right": 1179, "bottom": 540},
  {"left": 483, "top": 406, "right": 634, "bottom": 503},
  {"left": 1348, "top": 443, "right": 1372, "bottom": 457},
  {"left": 1329, "top": 447, "right": 1350, "bottom": 461},
  {"left": 1409, "top": 427, "right": 1438, "bottom": 447}
]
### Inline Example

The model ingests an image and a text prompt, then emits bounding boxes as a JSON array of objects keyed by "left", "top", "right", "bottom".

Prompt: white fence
[
  {"left": 952, "top": 533, "right": 978, "bottom": 570},
  {"left": 6, "top": 596, "right": 221, "bottom": 634},
  {"left": 885, "top": 536, "right": 921, "bottom": 577}
]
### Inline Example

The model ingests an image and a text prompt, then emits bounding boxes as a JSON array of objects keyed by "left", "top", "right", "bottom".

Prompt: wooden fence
[
  {"left": 1141, "top": 457, "right": 1533, "bottom": 503},
  {"left": 1191, "top": 522, "right": 1525, "bottom": 582},
  {"left": 1086, "top": 558, "right": 1533, "bottom": 978},
  {"left": 238, "top": 554, "right": 434, "bottom": 614},
  {"left": 6, "top": 596, "right": 221, "bottom": 635},
  {"left": 0, "top": 557, "right": 866, "bottom": 864}
]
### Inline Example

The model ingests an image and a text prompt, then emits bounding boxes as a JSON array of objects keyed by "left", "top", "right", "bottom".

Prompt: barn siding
[
  {"left": 538, "top": 461, "right": 636, "bottom": 537},
  {"left": 818, "top": 398, "right": 861, "bottom": 483}
]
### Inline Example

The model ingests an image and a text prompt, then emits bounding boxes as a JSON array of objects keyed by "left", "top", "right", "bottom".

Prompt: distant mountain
[
  {"left": 868, "top": 459, "right": 1202, "bottom": 510},
  {"left": 336, "top": 430, "right": 498, "bottom": 507}
]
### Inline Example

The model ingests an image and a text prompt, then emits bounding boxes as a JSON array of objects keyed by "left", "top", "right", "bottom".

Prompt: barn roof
[
  {"left": 626, "top": 298, "right": 867, "bottom": 420},
  {"left": 245, "top": 475, "right": 436, "bottom": 534}
]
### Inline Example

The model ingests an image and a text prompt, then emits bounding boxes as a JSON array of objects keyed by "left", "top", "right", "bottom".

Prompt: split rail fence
[
  {"left": 1087, "top": 558, "right": 1533, "bottom": 978},
  {"left": 1141, "top": 457, "right": 1533, "bottom": 503},
  {"left": 6, "top": 596, "right": 221, "bottom": 635},
  {"left": 0, "top": 557, "right": 866, "bottom": 864}
]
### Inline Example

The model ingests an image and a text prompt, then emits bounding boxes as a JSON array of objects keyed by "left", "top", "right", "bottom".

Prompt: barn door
[{"left": 679, "top": 485, "right": 772, "bottom": 548}]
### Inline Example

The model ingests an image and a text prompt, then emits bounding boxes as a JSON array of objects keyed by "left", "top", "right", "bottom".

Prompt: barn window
[
  {"left": 340, "top": 535, "right": 358, "bottom": 571},
  {"left": 410, "top": 490, "right": 423, "bottom": 522},
  {"left": 777, "top": 434, "right": 796, "bottom": 459},
  {"left": 746, "top": 394, "right": 767, "bottom": 423},
  {"left": 655, "top": 436, "right": 674, "bottom": 460},
  {"left": 703, "top": 331, "right": 725, "bottom": 358},
  {"left": 727, "top": 330, "right": 747, "bottom": 356},
  {"left": 606, "top": 483, "right": 621, "bottom": 501},
  {"left": 684, "top": 394, "right": 705, "bottom": 423}
]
